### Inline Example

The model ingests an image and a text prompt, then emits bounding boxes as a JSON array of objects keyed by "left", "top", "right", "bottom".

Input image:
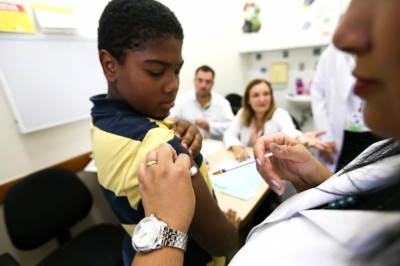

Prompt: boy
[{"left": 90, "top": 0, "right": 238, "bottom": 265}]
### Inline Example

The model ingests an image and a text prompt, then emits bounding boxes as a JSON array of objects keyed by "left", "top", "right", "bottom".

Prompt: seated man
[{"left": 168, "top": 65, "right": 234, "bottom": 140}]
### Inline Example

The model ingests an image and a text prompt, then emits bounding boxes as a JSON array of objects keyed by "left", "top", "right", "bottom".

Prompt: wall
[
  {"left": 243, "top": 46, "right": 328, "bottom": 132},
  {"left": 0, "top": 0, "right": 247, "bottom": 184}
]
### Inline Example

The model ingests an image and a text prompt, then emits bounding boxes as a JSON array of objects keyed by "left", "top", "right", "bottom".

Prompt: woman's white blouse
[
  {"left": 223, "top": 108, "right": 302, "bottom": 149},
  {"left": 229, "top": 140, "right": 400, "bottom": 265}
]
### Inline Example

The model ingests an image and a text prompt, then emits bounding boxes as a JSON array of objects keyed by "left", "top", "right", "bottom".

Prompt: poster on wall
[
  {"left": 239, "top": 0, "right": 344, "bottom": 53},
  {"left": 239, "top": 0, "right": 300, "bottom": 53},
  {"left": 296, "top": 0, "right": 342, "bottom": 47}
]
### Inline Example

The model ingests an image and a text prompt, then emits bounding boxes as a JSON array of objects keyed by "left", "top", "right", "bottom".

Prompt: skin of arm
[
  {"left": 172, "top": 119, "right": 239, "bottom": 254},
  {"left": 133, "top": 143, "right": 194, "bottom": 266},
  {"left": 253, "top": 132, "right": 333, "bottom": 195},
  {"left": 188, "top": 159, "right": 238, "bottom": 255}
]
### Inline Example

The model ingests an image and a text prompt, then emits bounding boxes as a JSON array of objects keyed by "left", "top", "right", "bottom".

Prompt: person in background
[
  {"left": 90, "top": 1, "right": 237, "bottom": 265},
  {"left": 135, "top": 0, "right": 400, "bottom": 263},
  {"left": 168, "top": 65, "right": 235, "bottom": 140},
  {"left": 311, "top": 43, "right": 383, "bottom": 173},
  {"left": 223, "top": 78, "right": 327, "bottom": 162}
]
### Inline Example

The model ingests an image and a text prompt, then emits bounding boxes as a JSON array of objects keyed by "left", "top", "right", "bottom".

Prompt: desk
[{"left": 204, "top": 139, "right": 270, "bottom": 228}]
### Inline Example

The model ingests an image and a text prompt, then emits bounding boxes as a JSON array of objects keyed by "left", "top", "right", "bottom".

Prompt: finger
[
  {"left": 255, "top": 156, "right": 285, "bottom": 196},
  {"left": 313, "top": 130, "right": 326, "bottom": 138},
  {"left": 313, "top": 142, "right": 329, "bottom": 151},
  {"left": 332, "top": 145, "right": 339, "bottom": 155},
  {"left": 181, "top": 127, "right": 196, "bottom": 148},
  {"left": 253, "top": 133, "right": 288, "bottom": 166},
  {"left": 173, "top": 120, "right": 189, "bottom": 140},
  {"left": 137, "top": 163, "right": 147, "bottom": 189},
  {"left": 145, "top": 150, "right": 158, "bottom": 163},
  {"left": 157, "top": 143, "right": 177, "bottom": 166},
  {"left": 187, "top": 133, "right": 203, "bottom": 158},
  {"left": 267, "top": 142, "right": 309, "bottom": 164},
  {"left": 175, "top": 153, "right": 191, "bottom": 171}
]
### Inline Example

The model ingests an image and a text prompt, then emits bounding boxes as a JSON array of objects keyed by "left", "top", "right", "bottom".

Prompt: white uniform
[
  {"left": 169, "top": 90, "right": 234, "bottom": 140},
  {"left": 229, "top": 140, "right": 400, "bottom": 266},
  {"left": 223, "top": 108, "right": 302, "bottom": 149},
  {"left": 311, "top": 44, "right": 370, "bottom": 172}
]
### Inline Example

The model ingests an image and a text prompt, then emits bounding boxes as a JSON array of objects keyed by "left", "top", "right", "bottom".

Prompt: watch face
[{"left": 132, "top": 217, "right": 159, "bottom": 251}]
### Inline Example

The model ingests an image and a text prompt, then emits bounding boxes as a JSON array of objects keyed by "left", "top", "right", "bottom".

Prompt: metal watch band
[{"left": 161, "top": 226, "right": 188, "bottom": 252}]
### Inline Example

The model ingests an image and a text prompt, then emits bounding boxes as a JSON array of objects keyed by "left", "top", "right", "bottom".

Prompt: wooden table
[{"left": 203, "top": 139, "right": 270, "bottom": 229}]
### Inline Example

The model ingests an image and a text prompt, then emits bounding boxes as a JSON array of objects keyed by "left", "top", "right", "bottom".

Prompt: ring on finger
[{"left": 146, "top": 161, "right": 158, "bottom": 168}]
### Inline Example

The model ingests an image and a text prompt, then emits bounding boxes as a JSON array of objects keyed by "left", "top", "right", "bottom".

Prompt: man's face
[{"left": 194, "top": 70, "right": 214, "bottom": 98}]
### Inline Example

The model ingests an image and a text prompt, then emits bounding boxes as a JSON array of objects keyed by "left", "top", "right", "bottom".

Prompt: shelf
[{"left": 285, "top": 94, "right": 311, "bottom": 109}]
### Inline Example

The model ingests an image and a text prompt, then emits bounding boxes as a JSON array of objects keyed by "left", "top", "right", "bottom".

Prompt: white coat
[
  {"left": 223, "top": 108, "right": 302, "bottom": 149},
  {"left": 168, "top": 90, "right": 234, "bottom": 140},
  {"left": 229, "top": 140, "right": 400, "bottom": 266},
  {"left": 311, "top": 44, "right": 363, "bottom": 172}
]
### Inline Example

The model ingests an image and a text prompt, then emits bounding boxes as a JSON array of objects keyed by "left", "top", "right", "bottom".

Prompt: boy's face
[{"left": 106, "top": 38, "right": 183, "bottom": 119}]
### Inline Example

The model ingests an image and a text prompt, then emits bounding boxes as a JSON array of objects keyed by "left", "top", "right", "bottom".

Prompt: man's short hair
[{"left": 195, "top": 65, "right": 215, "bottom": 79}]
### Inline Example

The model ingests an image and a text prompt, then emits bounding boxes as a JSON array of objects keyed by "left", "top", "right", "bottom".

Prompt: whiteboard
[{"left": 0, "top": 38, "right": 107, "bottom": 133}]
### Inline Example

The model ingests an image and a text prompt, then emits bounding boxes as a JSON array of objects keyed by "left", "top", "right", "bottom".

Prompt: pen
[{"left": 212, "top": 152, "right": 273, "bottom": 175}]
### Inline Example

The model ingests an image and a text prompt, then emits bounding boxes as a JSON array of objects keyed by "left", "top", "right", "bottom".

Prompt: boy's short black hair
[{"left": 98, "top": 0, "right": 184, "bottom": 64}]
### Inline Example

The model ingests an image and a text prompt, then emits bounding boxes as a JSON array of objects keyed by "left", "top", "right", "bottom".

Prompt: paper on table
[
  {"left": 201, "top": 140, "right": 222, "bottom": 158},
  {"left": 210, "top": 158, "right": 263, "bottom": 201},
  {"left": 84, "top": 159, "right": 97, "bottom": 172}
]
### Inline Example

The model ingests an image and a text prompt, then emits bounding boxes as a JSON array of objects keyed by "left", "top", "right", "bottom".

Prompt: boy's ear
[{"left": 99, "top": 50, "right": 118, "bottom": 83}]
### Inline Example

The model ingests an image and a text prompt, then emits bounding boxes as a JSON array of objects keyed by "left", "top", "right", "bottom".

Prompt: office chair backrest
[
  {"left": 0, "top": 253, "right": 20, "bottom": 266},
  {"left": 290, "top": 114, "right": 301, "bottom": 131},
  {"left": 4, "top": 168, "right": 92, "bottom": 250},
  {"left": 226, "top": 93, "right": 242, "bottom": 115}
]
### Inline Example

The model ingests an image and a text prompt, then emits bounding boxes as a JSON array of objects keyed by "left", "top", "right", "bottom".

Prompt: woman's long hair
[{"left": 241, "top": 79, "right": 277, "bottom": 127}]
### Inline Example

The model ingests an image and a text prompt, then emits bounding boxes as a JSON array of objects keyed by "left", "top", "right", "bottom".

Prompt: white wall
[{"left": 0, "top": 0, "right": 247, "bottom": 184}]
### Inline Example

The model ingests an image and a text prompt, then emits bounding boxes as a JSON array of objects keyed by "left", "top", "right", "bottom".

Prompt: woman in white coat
[
  {"left": 224, "top": 79, "right": 326, "bottom": 162},
  {"left": 311, "top": 44, "right": 382, "bottom": 173}
]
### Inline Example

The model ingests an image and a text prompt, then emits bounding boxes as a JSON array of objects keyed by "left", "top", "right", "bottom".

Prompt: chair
[
  {"left": 225, "top": 93, "right": 242, "bottom": 115},
  {"left": 3, "top": 168, "right": 125, "bottom": 266},
  {"left": 0, "top": 253, "right": 20, "bottom": 266},
  {"left": 290, "top": 114, "right": 301, "bottom": 131}
]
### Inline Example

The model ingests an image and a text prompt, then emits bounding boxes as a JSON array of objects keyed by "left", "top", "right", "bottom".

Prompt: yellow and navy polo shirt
[{"left": 90, "top": 94, "right": 219, "bottom": 266}]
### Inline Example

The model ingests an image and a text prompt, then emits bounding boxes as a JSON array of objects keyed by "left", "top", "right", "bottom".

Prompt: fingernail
[
  {"left": 181, "top": 142, "right": 188, "bottom": 149},
  {"left": 273, "top": 144, "right": 282, "bottom": 152},
  {"left": 270, "top": 186, "right": 283, "bottom": 196},
  {"left": 256, "top": 158, "right": 261, "bottom": 166},
  {"left": 271, "top": 180, "right": 281, "bottom": 190}
]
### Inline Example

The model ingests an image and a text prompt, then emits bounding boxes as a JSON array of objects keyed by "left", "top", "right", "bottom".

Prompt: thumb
[{"left": 268, "top": 142, "right": 310, "bottom": 164}]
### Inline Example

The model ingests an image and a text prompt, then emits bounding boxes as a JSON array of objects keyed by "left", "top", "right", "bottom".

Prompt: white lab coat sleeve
[
  {"left": 272, "top": 108, "right": 302, "bottom": 139},
  {"left": 223, "top": 109, "right": 246, "bottom": 150},
  {"left": 311, "top": 46, "right": 335, "bottom": 143},
  {"left": 208, "top": 99, "right": 235, "bottom": 139}
]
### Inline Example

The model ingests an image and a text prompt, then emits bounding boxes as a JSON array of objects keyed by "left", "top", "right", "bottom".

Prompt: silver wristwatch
[{"left": 132, "top": 214, "right": 188, "bottom": 253}]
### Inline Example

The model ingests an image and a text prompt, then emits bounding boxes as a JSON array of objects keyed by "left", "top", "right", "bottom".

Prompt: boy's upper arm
[{"left": 137, "top": 125, "right": 238, "bottom": 256}]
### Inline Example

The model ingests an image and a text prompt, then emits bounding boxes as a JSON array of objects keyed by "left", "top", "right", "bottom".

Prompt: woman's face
[
  {"left": 248, "top": 82, "right": 272, "bottom": 116},
  {"left": 333, "top": 0, "right": 400, "bottom": 141}
]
